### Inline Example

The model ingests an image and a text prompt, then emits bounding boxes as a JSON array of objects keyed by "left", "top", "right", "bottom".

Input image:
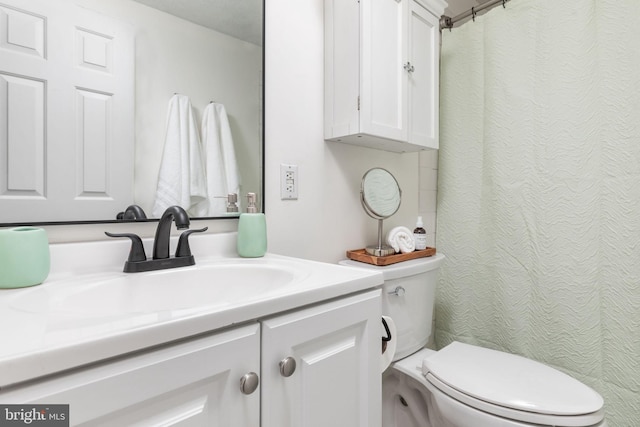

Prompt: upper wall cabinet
[{"left": 324, "top": 0, "right": 447, "bottom": 153}]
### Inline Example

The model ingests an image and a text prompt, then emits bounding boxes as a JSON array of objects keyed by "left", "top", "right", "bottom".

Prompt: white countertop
[{"left": 0, "top": 232, "right": 383, "bottom": 388}]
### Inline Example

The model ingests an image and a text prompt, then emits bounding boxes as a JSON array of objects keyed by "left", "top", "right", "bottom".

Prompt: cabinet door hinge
[{"left": 357, "top": 96, "right": 360, "bottom": 111}]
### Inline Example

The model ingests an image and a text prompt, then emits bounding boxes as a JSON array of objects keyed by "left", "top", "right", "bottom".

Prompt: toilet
[{"left": 340, "top": 254, "right": 606, "bottom": 427}]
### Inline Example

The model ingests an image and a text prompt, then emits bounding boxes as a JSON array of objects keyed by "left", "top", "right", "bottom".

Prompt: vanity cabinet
[
  {"left": 324, "top": 0, "right": 445, "bottom": 152},
  {"left": 0, "top": 324, "right": 261, "bottom": 426},
  {"left": 261, "top": 290, "right": 381, "bottom": 427},
  {"left": 0, "top": 290, "right": 381, "bottom": 426}
]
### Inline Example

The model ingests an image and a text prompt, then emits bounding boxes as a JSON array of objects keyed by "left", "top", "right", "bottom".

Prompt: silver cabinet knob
[
  {"left": 240, "top": 372, "right": 259, "bottom": 395},
  {"left": 279, "top": 357, "right": 296, "bottom": 377},
  {"left": 403, "top": 62, "right": 415, "bottom": 73},
  {"left": 388, "top": 286, "right": 406, "bottom": 297}
]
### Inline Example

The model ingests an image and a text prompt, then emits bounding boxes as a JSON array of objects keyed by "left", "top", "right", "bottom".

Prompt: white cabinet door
[
  {"left": 324, "top": 0, "right": 445, "bottom": 153},
  {"left": 361, "top": 0, "right": 407, "bottom": 142},
  {"left": 0, "top": 324, "right": 260, "bottom": 427},
  {"left": 407, "top": 0, "right": 440, "bottom": 149},
  {"left": 261, "top": 290, "right": 382, "bottom": 427}
]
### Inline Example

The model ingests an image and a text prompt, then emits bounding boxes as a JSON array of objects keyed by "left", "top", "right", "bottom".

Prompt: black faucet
[
  {"left": 153, "top": 205, "right": 190, "bottom": 259},
  {"left": 105, "top": 206, "right": 207, "bottom": 273}
]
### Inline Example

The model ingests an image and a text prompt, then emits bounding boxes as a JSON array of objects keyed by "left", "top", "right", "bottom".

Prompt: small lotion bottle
[
  {"left": 237, "top": 192, "right": 267, "bottom": 258},
  {"left": 413, "top": 216, "right": 428, "bottom": 251}
]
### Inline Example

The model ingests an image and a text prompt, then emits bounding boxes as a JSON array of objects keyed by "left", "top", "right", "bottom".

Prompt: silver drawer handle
[
  {"left": 279, "top": 357, "right": 296, "bottom": 377},
  {"left": 240, "top": 372, "right": 259, "bottom": 395}
]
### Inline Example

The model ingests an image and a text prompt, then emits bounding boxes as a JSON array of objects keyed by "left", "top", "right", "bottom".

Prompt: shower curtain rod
[{"left": 440, "top": 0, "right": 512, "bottom": 31}]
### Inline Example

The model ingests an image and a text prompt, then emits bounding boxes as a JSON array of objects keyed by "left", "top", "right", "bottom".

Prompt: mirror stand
[{"left": 366, "top": 218, "right": 395, "bottom": 257}]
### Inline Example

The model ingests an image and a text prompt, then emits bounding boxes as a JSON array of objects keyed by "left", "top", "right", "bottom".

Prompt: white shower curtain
[{"left": 436, "top": 0, "right": 640, "bottom": 424}]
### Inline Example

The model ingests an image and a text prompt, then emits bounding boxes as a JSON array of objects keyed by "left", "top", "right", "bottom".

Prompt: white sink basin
[
  {"left": 9, "top": 260, "right": 310, "bottom": 316},
  {"left": 0, "top": 232, "right": 384, "bottom": 388}
]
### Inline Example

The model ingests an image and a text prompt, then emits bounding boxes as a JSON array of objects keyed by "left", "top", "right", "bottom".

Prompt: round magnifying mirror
[{"left": 360, "top": 168, "right": 402, "bottom": 256}]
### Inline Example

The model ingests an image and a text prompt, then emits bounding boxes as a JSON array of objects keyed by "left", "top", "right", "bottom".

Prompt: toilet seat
[{"left": 422, "top": 342, "right": 605, "bottom": 427}]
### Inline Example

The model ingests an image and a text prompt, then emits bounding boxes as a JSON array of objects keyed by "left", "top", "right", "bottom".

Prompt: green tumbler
[
  {"left": 237, "top": 213, "right": 267, "bottom": 258},
  {"left": 0, "top": 227, "right": 50, "bottom": 289}
]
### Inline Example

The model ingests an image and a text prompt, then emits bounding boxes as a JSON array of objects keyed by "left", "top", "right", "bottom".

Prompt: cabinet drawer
[{"left": 0, "top": 323, "right": 260, "bottom": 426}]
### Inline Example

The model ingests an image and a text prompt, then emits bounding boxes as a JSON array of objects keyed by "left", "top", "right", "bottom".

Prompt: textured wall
[{"left": 436, "top": 0, "right": 640, "bottom": 425}]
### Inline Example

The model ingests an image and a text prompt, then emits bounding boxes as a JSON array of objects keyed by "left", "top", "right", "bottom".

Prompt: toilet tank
[{"left": 339, "top": 253, "right": 445, "bottom": 361}]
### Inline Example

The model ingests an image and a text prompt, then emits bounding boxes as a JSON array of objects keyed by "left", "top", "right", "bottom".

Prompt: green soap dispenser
[{"left": 237, "top": 192, "right": 267, "bottom": 257}]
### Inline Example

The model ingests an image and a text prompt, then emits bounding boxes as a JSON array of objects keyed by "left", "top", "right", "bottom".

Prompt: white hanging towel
[
  {"left": 152, "top": 94, "right": 208, "bottom": 218},
  {"left": 198, "top": 102, "right": 241, "bottom": 215}
]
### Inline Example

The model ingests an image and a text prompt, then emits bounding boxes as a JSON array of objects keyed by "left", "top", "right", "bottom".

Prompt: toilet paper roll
[{"left": 381, "top": 315, "right": 397, "bottom": 372}]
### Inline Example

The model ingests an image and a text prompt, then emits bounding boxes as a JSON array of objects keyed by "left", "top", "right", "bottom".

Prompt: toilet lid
[{"left": 423, "top": 342, "right": 604, "bottom": 418}]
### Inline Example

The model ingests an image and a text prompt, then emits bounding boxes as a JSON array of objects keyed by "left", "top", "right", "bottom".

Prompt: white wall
[
  {"left": 419, "top": 151, "right": 439, "bottom": 247},
  {"left": 264, "top": 0, "right": 426, "bottom": 263},
  {"left": 80, "top": 0, "right": 263, "bottom": 217},
  {"left": 37, "top": 0, "right": 441, "bottom": 264}
]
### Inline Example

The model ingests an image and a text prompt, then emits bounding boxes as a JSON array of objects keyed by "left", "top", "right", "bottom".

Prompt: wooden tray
[{"left": 346, "top": 247, "right": 436, "bottom": 266}]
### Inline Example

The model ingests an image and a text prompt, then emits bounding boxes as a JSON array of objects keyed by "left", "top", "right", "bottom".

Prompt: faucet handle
[
  {"left": 175, "top": 227, "right": 208, "bottom": 258},
  {"left": 116, "top": 205, "right": 148, "bottom": 220},
  {"left": 105, "top": 232, "right": 147, "bottom": 262}
]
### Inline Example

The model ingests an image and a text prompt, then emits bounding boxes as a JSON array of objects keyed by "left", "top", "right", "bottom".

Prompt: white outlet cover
[{"left": 280, "top": 164, "right": 298, "bottom": 200}]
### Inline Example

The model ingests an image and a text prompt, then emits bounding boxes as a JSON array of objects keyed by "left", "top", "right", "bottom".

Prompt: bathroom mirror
[
  {"left": 360, "top": 168, "right": 402, "bottom": 256},
  {"left": 0, "top": 0, "right": 264, "bottom": 225}
]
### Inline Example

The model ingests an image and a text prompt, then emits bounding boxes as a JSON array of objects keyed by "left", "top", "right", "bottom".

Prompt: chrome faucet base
[{"left": 123, "top": 255, "right": 195, "bottom": 273}]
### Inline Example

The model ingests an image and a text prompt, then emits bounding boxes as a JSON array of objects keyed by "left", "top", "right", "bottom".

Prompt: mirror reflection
[
  {"left": 0, "top": 0, "right": 263, "bottom": 224},
  {"left": 361, "top": 168, "right": 402, "bottom": 219},
  {"left": 360, "top": 167, "right": 402, "bottom": 257}
]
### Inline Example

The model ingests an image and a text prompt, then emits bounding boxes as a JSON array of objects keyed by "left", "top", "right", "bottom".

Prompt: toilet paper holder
[
  {"left": 382, "top": 317, "right": 392, "bottom": 353},
  {"left": 380, "top": 316, "right": 398, "bottom": 372},
  {"left": 382, "top": 318, "right": 392, "bottom": 342}
]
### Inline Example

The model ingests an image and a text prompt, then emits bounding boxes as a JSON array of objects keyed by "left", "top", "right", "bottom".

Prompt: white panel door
[
  {"left": 407, "top": 0, "right": 439, "bottom": 148},
  {"left": 0, "top": 324, "right": 260, "bottom": 427},
  {"left": 361, "top": 0, "right": 407, "bottom": 142},
  {"left": 261, "top": 290, "right": 382, "bottom": 427},
  {"left": 0, "top": 0, "right": 134, "bottom": 223}
]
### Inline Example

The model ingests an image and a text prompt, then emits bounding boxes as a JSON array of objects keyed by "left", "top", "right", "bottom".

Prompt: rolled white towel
[{"left": 386, "top": 226, "right": 415, "bottom": 254}]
